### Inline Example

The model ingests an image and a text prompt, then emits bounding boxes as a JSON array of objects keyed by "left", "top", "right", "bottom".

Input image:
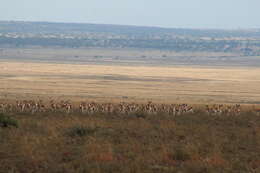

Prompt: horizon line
[{"left": 1, "top": 19, "right": 259, "bottom": 31}]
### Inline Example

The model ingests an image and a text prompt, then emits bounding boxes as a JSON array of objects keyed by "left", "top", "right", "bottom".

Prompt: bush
[
  {"left": 67, "top": 125, "right": 96, "bottom": 137},
  {"left": 134, "top": 112, "right": 147, "bottom": 119},
  {"left": 173, "top": 148, "right": 191, "bottom": 162},
  {"left": 0, "top": 113, "right": 18, "bottom": 128}
]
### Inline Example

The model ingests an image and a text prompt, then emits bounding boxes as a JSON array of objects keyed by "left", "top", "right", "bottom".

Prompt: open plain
[
  {"left": 1, "top": 48, "right": 260, "bottom": 173},
  {"left": 1, "top": 48, "right": 260, "bottom": 105},
  {"left": 1, "top": 7, "right": 260, "bottom": 173}
]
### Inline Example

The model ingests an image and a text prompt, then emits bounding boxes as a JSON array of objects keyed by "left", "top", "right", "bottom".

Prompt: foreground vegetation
[{"left": 0, "top": 111, "right": 260, "bottom": 173}]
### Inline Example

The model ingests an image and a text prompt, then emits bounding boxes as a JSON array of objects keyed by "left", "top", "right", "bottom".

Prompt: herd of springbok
[{"left": 1, "top": 100, "right": 260, "bottom": 116}]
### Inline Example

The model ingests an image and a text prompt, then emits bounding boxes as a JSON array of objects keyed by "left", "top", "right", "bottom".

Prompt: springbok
[{"left": 255, "top": 108, "right": 260, "bottom": 115}]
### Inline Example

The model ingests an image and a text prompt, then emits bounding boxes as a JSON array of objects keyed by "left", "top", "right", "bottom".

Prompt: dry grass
[
  {"left": 0, "top": 111, "right": 260, "bottom": 173},
  {"left": 1, "top": 61, "right": 260, "bottom": 104},
  {"left": 1, "top": 48, "right": 260, "bottom": 172}
]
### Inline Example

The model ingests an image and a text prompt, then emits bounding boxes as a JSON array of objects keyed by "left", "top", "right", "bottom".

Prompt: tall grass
[{"left": 0, "top": 111, "right": 259, "bottom": 172}]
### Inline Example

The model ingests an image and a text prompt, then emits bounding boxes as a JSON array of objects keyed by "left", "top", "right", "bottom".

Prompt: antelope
[
  {"left": 79, "top": 102, "right": 87, "bottom": 113},
  {"left": 255, "top": 108, "right": 260, "bottom": 115},
  {"left": 0, "top": 103, "right": 6, "bottom": 113},
  {"left": 0, "top": 100, "right": 254, "bottom": 116}
]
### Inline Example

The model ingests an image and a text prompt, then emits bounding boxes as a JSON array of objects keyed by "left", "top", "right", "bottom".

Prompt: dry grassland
[
  {"left": 1, "top": 111, "right": 260, "bottom": 173},
  {"left": 1, "top": 48, "right": 260, "bottom": 173},
  {"left": 1, "top": 61, "right": 260, "bottom": 104}
]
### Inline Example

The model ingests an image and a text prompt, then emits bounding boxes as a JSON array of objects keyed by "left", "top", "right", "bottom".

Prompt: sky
[{"left": 0, "top": 0, "right": 259, "bottom": 29}]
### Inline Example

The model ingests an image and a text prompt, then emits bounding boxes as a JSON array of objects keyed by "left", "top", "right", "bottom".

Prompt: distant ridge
[
  {"left": 2, "top": 20, "right": 260, "bottom": 31},
  {"left": 1, "top": 20, "right": 260, "bottom": 38}
]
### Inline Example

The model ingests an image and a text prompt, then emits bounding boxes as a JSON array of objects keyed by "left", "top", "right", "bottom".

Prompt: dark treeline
[{"left": 1, "top": 36, "right": 259, "bottom": 55}]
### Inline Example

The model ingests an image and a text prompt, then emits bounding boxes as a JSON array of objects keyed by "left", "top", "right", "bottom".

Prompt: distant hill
[
  {"left": 0, "top": 21, "right": 260, "bottom": 54},
  {"left": 1, "top": 21, "right": 260, "bottom": 38}
]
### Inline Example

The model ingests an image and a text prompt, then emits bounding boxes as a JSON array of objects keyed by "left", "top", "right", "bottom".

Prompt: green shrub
[
  {"left": 67, "top": 125, "right": 96, "bottom": 137},
  {"left": 134, "top": 112, "right": 147, "bottom": 119},
  {"left": 0, "top": 113, "right": 18, "bottom": 128},
  {"left": 173, "top": 148, "right": 191, "bottom": 162}
]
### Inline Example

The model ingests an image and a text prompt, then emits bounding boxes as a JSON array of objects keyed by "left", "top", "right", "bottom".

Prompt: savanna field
[
  {"left": 1, "top": 105, "right": 260, "bottom": 173},
  {"left": 1, "top": 49, "right": 260, "bottom": 172},
  {"left": 1, "top": 10, "right": 260, "bottom": 173}
]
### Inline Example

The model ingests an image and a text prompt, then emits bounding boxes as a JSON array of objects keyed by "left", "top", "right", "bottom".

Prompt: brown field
[
  {"left": 1, "top": 48, "right": 260, "bottom": 172},
  {"left": 1, "top": 111, "right": 260, "bottom": 173},
  {"left": 1, "top": 60, "right": 260, "bottom": 105}
]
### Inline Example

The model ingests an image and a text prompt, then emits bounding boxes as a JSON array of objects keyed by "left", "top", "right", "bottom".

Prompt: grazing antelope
[
  {"left": 1, "top": 99, "right": 258, "bottom": 116},
  {"left": 79, "top": 102, "right": 86, "bottom": 113},
  {"left": 255, "top": 108, "right": 260, "bottom": 116},
  {"left": 0, "top": 103, "right": 6, "bottom": 113}
]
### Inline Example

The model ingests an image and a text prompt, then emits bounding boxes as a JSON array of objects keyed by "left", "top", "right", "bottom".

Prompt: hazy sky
[{"left": 0, "top": 0, "right": 259, "bottom": 29}]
